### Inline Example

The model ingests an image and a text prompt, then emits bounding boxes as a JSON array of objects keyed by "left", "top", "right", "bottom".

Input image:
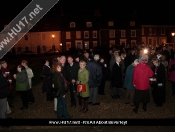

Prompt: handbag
[
  {"left": 50, "top": 88, "right": 60, "bottom": 97},
  {"left": 77, "top": 84, "right": 86, "bottom": 92}
]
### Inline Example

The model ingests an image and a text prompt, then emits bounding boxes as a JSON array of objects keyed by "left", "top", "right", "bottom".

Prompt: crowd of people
[{"left": 0, "top": 44, "right": 175, "bottom": 119}]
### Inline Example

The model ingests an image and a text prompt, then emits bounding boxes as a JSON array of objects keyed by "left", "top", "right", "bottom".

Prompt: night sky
[{"left": 0, "top": 0, "right": 174, "bottom": 22}]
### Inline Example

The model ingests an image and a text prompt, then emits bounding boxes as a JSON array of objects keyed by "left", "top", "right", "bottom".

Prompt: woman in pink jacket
[{"left": 168, "top": 54, "right": 175, "bottom": 97}]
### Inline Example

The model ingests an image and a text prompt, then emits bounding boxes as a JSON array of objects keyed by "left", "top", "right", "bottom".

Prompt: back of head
[{"left": 139, "top": 55, "right": 148, "bottom": 63}]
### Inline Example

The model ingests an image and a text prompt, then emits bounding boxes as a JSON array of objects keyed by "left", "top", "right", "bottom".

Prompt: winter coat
[{"left": 133, "top": 62, "right": 153, "bottom": 90}]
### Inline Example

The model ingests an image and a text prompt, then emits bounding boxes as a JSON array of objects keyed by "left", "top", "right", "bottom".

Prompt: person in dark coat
[
  {"left": 151, "top": 58, "right": 166, "bottom": 107},
  {"left": 0, "top": 64, "right": 11, "bottom": 119},
  {"left": 52, "top": 63, "right": 71, "bottom": 119},
  {"left": 86, "top": 54, "right": 102, "bottom": 105},
  {"left": 98, "top": 58, "right": 108, "bottom": 95},
  {"left": 41, "top": 59, "right": 52, "bottom": 101},
  {"left": 111, "top": 55, "right": 123, "bottom": 99},
  {"left": 65, "top": 56, "right": 79, "bottom": 107}
]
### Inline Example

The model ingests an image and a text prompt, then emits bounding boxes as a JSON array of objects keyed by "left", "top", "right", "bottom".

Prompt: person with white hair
[
  {"left": 133, "top": 55, "right": 154, "bottom": 113},
  {"left": 124, "top": 59, "right": 139, "bottom": 106}
]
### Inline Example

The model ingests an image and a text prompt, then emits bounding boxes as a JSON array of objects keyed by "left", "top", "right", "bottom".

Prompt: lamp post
[
  {"left": 60, "top": 43, "right": 62, "bottom": 52},
  {"left": 52, "top": 35, "right": 55, "bottom": 52}
]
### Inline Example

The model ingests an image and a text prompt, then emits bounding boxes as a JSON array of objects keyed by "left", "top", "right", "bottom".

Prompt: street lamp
[
  {"left": 60, "top": 43, "right": 62, "bottom": 52},
  {"left": 172, "top": 33, "right": 175, "bottom": 46},
  {"left": 52, "top": 35, "right": 55, "bottom": 52}
]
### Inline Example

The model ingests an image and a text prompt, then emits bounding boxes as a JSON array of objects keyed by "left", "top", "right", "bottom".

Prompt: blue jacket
[{"left": 124, "top": 65, "right": 135, "bottom": 90}]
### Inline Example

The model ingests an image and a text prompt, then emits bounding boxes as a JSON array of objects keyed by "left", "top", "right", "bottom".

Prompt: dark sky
[{"left": 0, "top": 0, "right": 174, "bottom": 21}]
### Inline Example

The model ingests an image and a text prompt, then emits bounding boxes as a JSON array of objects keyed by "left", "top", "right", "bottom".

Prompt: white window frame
[
  {"left": 86, "top": 22, "right": 92, "bottom": 27},
  {"left": 66, "top": 42, "right": 71, "bottom": 50},
  {"left": 66, "top": 32, "right": 71, "bottom": 39},
  {"left": 70, "top": 22, "right": 76, "bottom": 28},
  {"left": 84, "top": 41, "right": 89, "bottom": 50},
  {"left": 131, "top": 30, "right": 136, "bottom": 37},
  {"left": 121, "top": 30, "right": 126, "bottom": 37},
  {"left": 109, "top": 30, "right": 115, "bottom": 38},
  {"left": 84, "top": 31, "right": 89, "bottom": 38},
  {"left": 108, "top": 21, "right": 114, "bottom": 26},
  {"left": 93, "top": 31, "right": 97, "bottom": 38},
  {"left": 93, "top": 41, "right": 97, "bottom": 47}
]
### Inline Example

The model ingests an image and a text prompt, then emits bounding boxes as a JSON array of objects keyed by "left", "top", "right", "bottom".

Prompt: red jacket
[
  {"left": 133, "top": 62, "right": 153, "bottom": 90},
  {"left": 1, "top": 67, "right": 13, "bottom": 90},
  {"left": 168, "top": 59, "right": 175, "bottom": 82}
]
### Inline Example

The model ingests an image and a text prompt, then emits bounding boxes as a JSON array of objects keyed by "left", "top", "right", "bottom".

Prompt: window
[
  {"left": 149, "top": 28, "right": 152, "bottom": 35},
  {"left": 161, "top": 28, "right": 165, "bottom": 35},
  {"left": 93, "top": 41, "right": 97, "bottom": 47},
  {"left": 84, "top": 31, "right": 89, "bottom": 38},
  {"left": 130, "top": 21, "right": 135, "bottom": 26},
  {"left": 153, "top": 28, "right": 156, "bottom": 35},
  {"left": 86, "top": 22, "right": 92, "bottom": 27},
  {"left": 66, "top": 42, "right": 71, "bottom": 50},
  {"left": 109, "top": 40, "right": 115, "bottom": 46},
  {"left": 25, "top": 46, "right": 29, "bottom": 51},
  {"left": 44, "top": 24, "right": 49, "bottom": 28},
  {"left": 70, "top": 22, "right": 75, "bottom": 27},
  {"left": 109, "top": 30, "right": 115, "bottom": 38},
  {"left": 142, "top": 28, "right": 144, "bottom": 35},
  {"left": 108, "top": 21, "right": 114, "bottom": 26},
  {"left": 84, "top": 41, "right": 89, "bottom": 49},
  {"left": 24, "top": 35, "right": 28, "bottom": 40},
  {"left": 66, "top": 32, "right": 71, "bottom": 39},
  {"left": 93, "top": 31, "right": 97, "bottom": 38},
  {"left": 18, "top": 47, "right": 22, "bottom": 52},
  {"left": 121, "top": 30, "right": 126, "bottom": 37},
  {"left": 76, "top": 31, "right": 81, "bottom": 39},
  {"left": 41, "top": 34, "right": 45, "bottom": 40},
  {"left": 42, "top": 46, "right": 46, "bottom": 51},
  {"left": 131, "top": 30, "right": 136, "bottom": 37}
]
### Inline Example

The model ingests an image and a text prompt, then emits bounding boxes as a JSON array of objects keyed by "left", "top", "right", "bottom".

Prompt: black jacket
[
  {"left": 86, "top": 60, "right": 102, "bottom": 88},
  {"left": 111, "top": 63, "right": 123, "bottom": 88},
  {"left": 0, "top": 70, "right": 10, "bottom": 99},
  {"left": 52, "top": 71, "right": 66, "bottom": 96},
  {"left": 65, "top": 62, "right": 79, "bottom": 82}
]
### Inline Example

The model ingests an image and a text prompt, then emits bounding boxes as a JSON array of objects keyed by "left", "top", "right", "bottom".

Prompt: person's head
[
  {"left": 59, "top": 56, "right": 66, "bottom": 65},
  {"left": 17, "top": 65, "right": 25, "bottom": 72},
  {"left": 139, "top": 55, "right": 148, "bottom": 63},
  {"left": 79, "top": 60, "right": 86, "bottom": 69},
  {"left": 21, "top": 60, "right": 28, "bottom": 67},
  {"left": 43, "top": 59, "right": 49, "bottom": 66},
  {"left": 1, "top": 61, "right": 7, "bottom": 68},
  {"left": 152, "top": 58, "right": 160, "bottom": 67},
  {"left": 67, "top": 56, "right": 73, "bottom": 64},
  {"left": 115, "top": 55, "right": 121, "bottom": 63},
  {"left": 94, "top": 54, "right": 100, "bottom": 61},
  {"left": 133, "top": 59, "right": 139, "bottom": 66},
  {"left": 52, "top": 58, "right": 58, "bottom": 64},
  {"left": 162, "top": 46, "right": 166, "bottom": 50},
  {"left": 84, "top": 52, "right": 89, "bottom": 58},
  {"left": 151, "top": 49, "right": 156, "bottom": 54},
  {"left": 52, "top": 62, "right": 62, "bottom": 73},
  {"left": 160, "top": 54, "right": 166, "bottom": 61},
  {"left": 99, "top": 58, "right": 104, "bottom": 63},
  {"left": 75, "top": 56, "right": 79, "bottom": 62},
  {"left": 120, "top": 52, "right": 126, "bottom": 58}
]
